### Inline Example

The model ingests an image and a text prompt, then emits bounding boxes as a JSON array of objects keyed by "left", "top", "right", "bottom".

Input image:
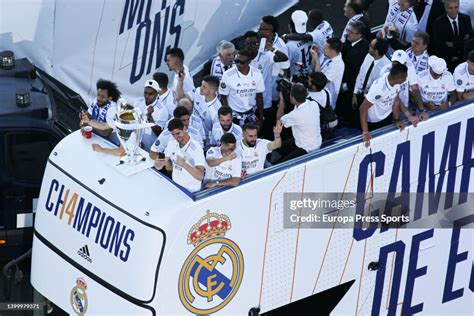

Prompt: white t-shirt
[
  {"left": 164, "top": 137, "right": 205, "bottom": 193},
  {"left": 235, "top": 139, "right": 272, "bottom": 176},
  {"left": 204, "top": 147, "right": 242, "bottom": 181},
  {"left": 271, "top": 34, "right": 291, "bottom": 76},
  {"left": 280, "top": 100, "right": 322, "bottom": 152},
  {"left": 286, "top": 39, "right": 312, "bottom": 75},
  {"left": 381, "top": 62, "right": 418, "bottom": 107},
  {"left": 192, "top": 88, "right": 221, "bottom": 134},
  {"left": 320, "top": 54, "right": 345, "bottom": 96},
  {"left": 158, "top": 89, "right": 177, "bottom": 120},
  {"left": 453, "top": 62, "right": 474, "bottom": 93},
  {"left": 250, "top": 51, "right": 274, "bottom": 109},
  {"left": 308, "top": 89, "right": 331, "bottom": 108},
  {"left": 150, "top": 125, "right": 203, "bottom": 153},
  {"left": 354, "top": 55, "right": 392, "bottom": 95},
  {"left": 365, "top": 73, "right": 400, "bottom": 122},
  {"left": 172, "top": 64, "right": 195, "bottom": 99},
  {"left": 189, "top": 114, "right": 206, "bottom": 140},
  {"left": 219, "top": 66, "right": 265, "bottom": 113},
  {"left": 210, "top": 123, "right": 242, "bottom": 147},
  {"left": 309, "top": 20, "right": 334, "bottom": 55},
  {"left": 418, "top": 69, "right": 455, "bottom": 105}
]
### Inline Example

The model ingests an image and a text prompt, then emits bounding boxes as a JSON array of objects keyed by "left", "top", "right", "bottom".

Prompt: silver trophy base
[{"left": 120, "top": 153, "right": 145, "bottom": 166}]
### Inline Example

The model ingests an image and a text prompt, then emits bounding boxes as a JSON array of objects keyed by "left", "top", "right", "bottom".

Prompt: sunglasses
[{"left": 235, "top": 59, "right": 249, "bottom": 64}]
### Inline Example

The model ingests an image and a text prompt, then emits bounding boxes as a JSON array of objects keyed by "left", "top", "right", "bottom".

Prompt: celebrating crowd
[{"left": 81, "top": 0, "right": 474, "bottom": 193}]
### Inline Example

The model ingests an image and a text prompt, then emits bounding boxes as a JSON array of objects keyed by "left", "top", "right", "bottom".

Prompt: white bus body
[{"left": 31, "top": 101, "right": 474, "bottom": 315}]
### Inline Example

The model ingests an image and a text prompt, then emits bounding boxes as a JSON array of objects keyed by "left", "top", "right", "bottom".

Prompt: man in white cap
[
  {"left": 286, "top": 10, "right": 312, "bottom": 75},
  {"left": 417, "top": 56, "right": 456, "bottom": 110},
  {"left": 453, "top": 50, "right": 474, "bottom": 101},
  {"left": 134, "top": 79, "right": 169, "bottom": 151},
  {"left": 381, "top": 49, "right": 428, "bottom": 120}
]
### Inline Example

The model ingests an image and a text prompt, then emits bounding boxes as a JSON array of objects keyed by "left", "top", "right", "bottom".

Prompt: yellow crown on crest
[
  {"left": 76, "top": 277, "right": 88, "bottom": 290},
  {"left": 187, "top": 211, "right": 231, "bottom": 246}
]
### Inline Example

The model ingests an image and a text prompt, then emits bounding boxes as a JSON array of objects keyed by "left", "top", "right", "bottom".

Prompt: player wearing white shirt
[
  {"left": 360, "top": 64, "right": 419, "bottom": 147},
  {"left": 166, "top": 48, "right": 195, "bottom": 100},
  {"left": 418, "top": 56, "right": 456, "bottom": 109},
  {"left": 219, "top": 50, "right": 265, "bottom": 121},
  {"left": 177, "top": 98, "right": 206, "bottom": 141},
  {"left": 384, "top": 0, "right": 419, "bottom": 53},
  {"left": 453, "top": 51, "right": 474, "bottom": 101},
  {"left": 310, "top": 38, "right": 345, "bottom": 96},
  {"left": 257, "top": 15, "right": 290, "bottom": 104},
  {"left": 284, "top": 10, "right": 334, "bottom": 60},
  {"left": 244, "top": 32, "right": 275, "bottom": 111},
  {"left": 149, "top": 107, "right": 203, "bottom": 158},
  {"left": 153, "top": 72, "right": 177, "bottom": 119},
  {"left": 210, "top": 107, "right": 243, "bottom": 147},
  {"left": 274, "top": 84, "right": 321, "bottom": 163},
  {"left": 154, "top": 118, "right": 205, "bottom": 193},
  {"left": 236, "top": 122, "right": 282, "bottom": 176},
  {"left": 405, "top": 32, "right": 430, "bottom": 74},
  {"left": 204, "top": 133, "right": 241, "bottom": 188},
  {"left": 134, "top": 80, "right": 169, "bottom": 151},
  {"left": 286, "top": 10, "right": 313, "bottom": 75},
  {"left": 381, "top": 50, "right": 427, "bottom": 117},
  {"left": 192, "top": 76, "right": 221, "bottom": 140}
]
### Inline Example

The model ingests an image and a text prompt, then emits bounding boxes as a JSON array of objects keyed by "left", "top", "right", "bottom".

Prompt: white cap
[
  {"left": 291, "top": 10, "right": 308, "bottom": 34},
  {"left": 429, "top": 55, "right": 447, "bottom": 74},
  {"left": 391, "top": 50, "right": 408, "bottom": 65},
  {"left": 144, "top": 79, "right": 160, "bottom": 92}
]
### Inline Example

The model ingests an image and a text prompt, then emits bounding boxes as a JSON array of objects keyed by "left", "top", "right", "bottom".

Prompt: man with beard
[
  {"left": 80, "top": 79, "right": 121, "bottom": 138},
  {"left": 210, "top": 106, "right": 243, "bottom": 147},
  {"left": 236, "top": 122, "right": 282, "bottom": 177}
]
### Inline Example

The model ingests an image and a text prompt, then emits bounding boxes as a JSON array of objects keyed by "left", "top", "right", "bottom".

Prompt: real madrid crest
[
  {"left": 178, "top": 211, "right": 244, "bottom": 315},
  {"left": 70, "top": 277, "right": 88, "bottom": 315}
]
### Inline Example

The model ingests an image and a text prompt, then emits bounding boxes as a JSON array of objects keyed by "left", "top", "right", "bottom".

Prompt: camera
[{"left": 276, "top": 76, "right": 292, "bottom": 93}]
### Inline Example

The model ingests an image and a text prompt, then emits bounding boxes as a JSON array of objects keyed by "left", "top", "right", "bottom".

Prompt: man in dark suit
[
  {"left": 337, "top": 20, "right": 369, "bottom": 128},
  {"left": 432, "top": 0, "right": 473, "bottom": 72},
  {"left": 413, "top": 0, "right": 445, "bottom": 37}
]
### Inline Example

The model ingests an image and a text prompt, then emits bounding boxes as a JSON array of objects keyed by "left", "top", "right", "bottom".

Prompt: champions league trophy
[{"left": 114, "top": 99, "right": 154, "bottom": 166}]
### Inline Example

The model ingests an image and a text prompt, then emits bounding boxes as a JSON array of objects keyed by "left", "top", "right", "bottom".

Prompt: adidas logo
[{"left": 77, "top": 245, "right": 92, "bottom": 263}]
